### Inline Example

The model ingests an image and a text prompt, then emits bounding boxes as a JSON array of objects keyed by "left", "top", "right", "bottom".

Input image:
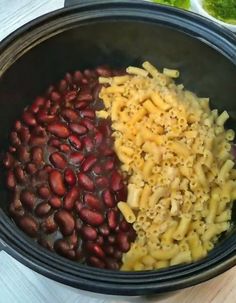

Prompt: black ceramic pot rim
[{"left": 0, "top": 0, "right": 236, "bottom": 295}]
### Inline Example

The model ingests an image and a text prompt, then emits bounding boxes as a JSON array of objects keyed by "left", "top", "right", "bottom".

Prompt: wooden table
[{"left": 0, "top": 1, "right": 235, "bottom": 302}]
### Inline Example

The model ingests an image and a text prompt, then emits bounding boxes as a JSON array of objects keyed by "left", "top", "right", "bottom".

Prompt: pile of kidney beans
[{"left": 3, "top": 66, "right": 136, "bottom": 270}]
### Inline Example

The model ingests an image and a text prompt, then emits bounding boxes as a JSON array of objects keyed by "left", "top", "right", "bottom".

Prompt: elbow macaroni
[{"left": 98, "top": 62, "right": 235, "bottom": 271}]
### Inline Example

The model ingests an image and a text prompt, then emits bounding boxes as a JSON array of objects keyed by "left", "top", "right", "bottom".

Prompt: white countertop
[{"left": 0, "top": 1, "right": 236, "bottom": 302}]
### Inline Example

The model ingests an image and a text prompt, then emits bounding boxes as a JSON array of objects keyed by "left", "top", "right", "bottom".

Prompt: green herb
[
  {"left": 203, "top": 0, "right": 236, "bottom": 25},
  {"left": 151, "top": 0, "right": 190, "bottom": 10}
]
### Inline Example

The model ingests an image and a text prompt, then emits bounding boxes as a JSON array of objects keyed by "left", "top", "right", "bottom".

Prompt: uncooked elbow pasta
[{"left": 98, "top": 61, "right": 236, "bottom": 271}]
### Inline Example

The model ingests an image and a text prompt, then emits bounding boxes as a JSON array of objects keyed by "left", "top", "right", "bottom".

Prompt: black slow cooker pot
[{"left": 0, "top": 0, "right": 236, "bottom": 296}]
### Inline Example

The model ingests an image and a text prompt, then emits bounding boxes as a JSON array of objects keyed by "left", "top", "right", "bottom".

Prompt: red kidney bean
[
  {"left": 22, "top": 111, "right": 36, "bottom": 126},
  {"left": 33, "top": 96, "right": 46, "bottom": 108},
  {"left": 77, "top": 91, "right": 93, "bottom": 102},
  {"left": 50, "top": 104, "right": 60, "bottom": 115},
  {"left": 31, "top": 146, "right": 44, "bottom": 165},
  {"left": 81, "top": 77, "right": 88, "bottom": 84},
  {"left": 44, "top": 164, "right": 53, "bottom": 173},
  {"left": 17, "top": 146, "right": 30, "bottom": 163},
  {"left": 116, "top": 232, "right": 130, "bottom": 253},
  {"left": 88, "top": 256, "right": 105, "bottom": 269},
  {"left": 113, "top": 249, "right": 123, "bottom": 260},
  {"left": 92, "top": 83, "right": 102, "bottom": 101},
  {"left": 47, "top": 122, "right": 70, "bottom": 138},
  {"left": 20, "top": 189, "right": 36, "bottom": 210},
  {"left": 115, "top": 187, "right": 128, "bottom": 202},
  {"left": 107, "top": 235, "right": 116, "bottom": 244},
  {"left": 99, "top": 145, "right": 114, "bottom": 156},
  {"left": 38, "top": 185, "right": 51, "bottom": 199},
  {"left": 70, "top": 152, "right": 84, "bottom": 165},
  {"left": 96, "top": 65, "right": 112, "bottom": 77},
  {"left": 84, "top": 193, "right": 101, "bottom": 211},
  {"left": 95, "top": 176, "right": 109, "bottom": 188},
  {"left": 75, "top": 217, "right": 83, "bottom": 230},
  {"left": 18, "top": 215, "right": 38, "bottom": 237},
  {"left": 37, "top": 168, "right": 49, "bottom": 181},
  {"left": 119, "top": 219, "right": 131, "bottom": 232},
  {"left": 68, "top": 231, "right": 78, "bottom": 249},
  {"left": 103, "top": 159, "right": 115, "bottom": 171},
  {"left": 107, "top": 209, "right": 118, "bottom": 230},
  {"left": 10, "top": 132, "right": 21, "bottom": 147},
  {"left": 9, "top": 201, "right": 24, "bottom": 218},
  {"left": 98, "top": 121, "right": 112, "bottom": 137},
  {"left": 64, "top": 168, "right": 76, "bottom": 186},
  {"left": 50, "top": 91, "right": 61, "bottom": 102},
  {"left": 61, "top": 108, "right": 79, "bottom": 122},
  {"left": 41, "top": 216, "right": 58, "bottom": 234},
  {"left": 94, "top": 131, "right": 103, "bottom": 146},
  {"left": 9, "top": 146, "right": 16, "bottom": 153},
  {"left": 84, "top": 69, "right": 97, "bottom": 79},
  {"left": 77, "top": 173, "right": 94, "bottom": 191},
  {"left": 81, "top": 155, "right": 97, "bottom": 172},
  {"left": 14, "top": 166, "right": 26, "bottom": 183},
  {"left": 80, "top": 119, "right": 94, "bottom": 131},
  {"left": 73, "top": 70, "right": 83, "bottom": 83},
  {"left": 66, "top": 250, "right": 76, "bottom": 260},
  {"left": 26, "top": 163, "right": 37, "bottom": 175},
  {"left": 81, "top": 225, "right": 97, "bottom": 241},
  {"left": 68, "top": 135, "right": 82, "bottom": 150},
  {"left": 80, "top": 109, "right": 95, "bottom": 120},
  {"left": 65, "top": 90, "right": 77, "bottom": 103},
  {"left": 54, "top": 239, "right": 70, "bottom": 255},
  {"left": 48, "top": 138, "right": 60, "bottom": 147},
  {"left": 19, "top": 127, "right": 31, "bottom": 144},
  {"left": 29, "top": 135, "right": 47, "bottom": 146},
  {"left": 74, "top": 100, "right": 88, "bottom": 110},
  {"left": 50, "top": 152, "right": 67, "bottom": 169},
  {"left": 6, "top": 171, "right": 16, "bottom": 190},
  {"left": 111, "top": 171, "right": 124, "bottom": 191},
  {"left": 59, "top": 144, "right": 71, "bottom": 153},
  {"left": 105, "top": 258, "right": 119, "bottom": 270},
  {"left": 96, "top": 235, "right": 104, "bottom": 246},
  {"left": 92, "top": 164, "right": 103, "bottom": 175},
  {"left": 64, "top": 187, "right": 80, "bottom": 210},
  {"left": 49, "top": 170, "right": 66, "bottom": 196},
  {"left": 104, "top": 246, "right": 114, "bottom": 256},
  {"left": 82, "top": 137, "right": 94, "bottom": 152},
  {"left": 49, "top": 196, "right": 62, "bottom": 209},
  {"left": 79, "top": 208, "right": 104, "bottom": 226},
  {"left": 3, "top": 152, "right": 15, "bottom": 169},
  {"left": 86, "top": 242, "right": 105, "bottom": 259},
  {"left": 98, "top": 224, "right": 110, "bottom": 236},
  {"left": 102, "top": 189, "right": 115, "bottom": 208},
  {"left": 14, "top": 120, "right": 22, "bottom": 131},
  {"left": 44, "top": 100, "right": 52, "bottom": 110},
  {"left": 69, "top": 123, "right": 87, "bottom": 135},
  {"left": 58, "top": 79, "right": 67, "bottom": 92},
  {"left": 35, "top": 202, "right": 51, "bottom": 217},
  {"left": 37, "top": 110, "right": 56, "bottom": 124},
  {"left": 54, "top": 210, "right": 75, "bottom": 236}
]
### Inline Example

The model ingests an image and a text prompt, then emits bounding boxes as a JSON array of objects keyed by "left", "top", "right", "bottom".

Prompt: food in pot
[
  {"left": 99, "top": 61, "right": 235, "bottom": 270},
  {"left": 3, "top": 67, "right": 136, "bottom": 270},
  {"left": 4, "top": 62, "right": 235, "bottom": 271}
]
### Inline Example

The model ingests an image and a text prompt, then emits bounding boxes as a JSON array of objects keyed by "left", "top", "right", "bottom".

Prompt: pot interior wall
[{"left": 0, "top": 20, "right": 236, "bottom": 240}]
